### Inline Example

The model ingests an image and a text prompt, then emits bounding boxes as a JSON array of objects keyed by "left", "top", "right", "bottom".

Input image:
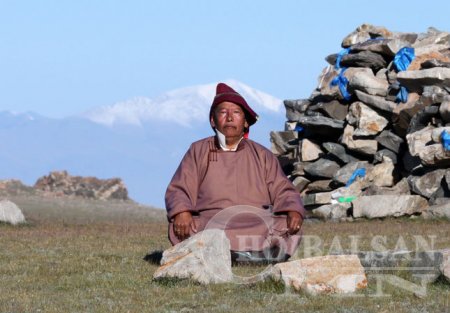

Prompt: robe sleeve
[
  {"left": 165, "top": 143, "right": 202, "bottom": 221},
  {"left": 264, "top": 150, "right": 306, "bottom": 218}
]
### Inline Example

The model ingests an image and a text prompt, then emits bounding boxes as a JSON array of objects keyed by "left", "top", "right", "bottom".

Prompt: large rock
[
  {"left": 406, "top": 126, "right": 450, "bottom": 166},
  {"left": 441, "top": 249, "right": 450, "bottom": 283},
  {"left": 272, "top": 255, "right": 367, "bottom": 295},
  {"left": 341, "top": 125, "right": 378, "bottom": 155},
  {"left": 440, "top": 100, "right": 450, "bottom": 123},
  {"left": 407, "top": 105, "right": 440, "bottom": 134},
  {"left": 374, "top": 149, "right": 398, "bottom": 164},
  {"left": 355, "top": 90, "right": 396, "bottom": 113},
  {"left": 153, "top": 229, "right": 233, "bottom": 284},
  {"left": 270, "top": 131, "right": 299, "bottom": 155},
  {"left": 347, "top": 102, "right": 388, "bottom": 136},
  {"left": 284, "top": 99, "right": 310, "bottom": 121},
  {"left": 322, "top": 142, "right": 358, "bottom": 164},
  {"left": 0, "top": 200, "right": 26, "bottom": 225},
  {"left": 340, "top": 51, "right": 388, "bottom": 71},
  {"left": 311, "top": 203, "right": 351, "bottom": 220},
  {"left": 301, "top": 139, "right": 323, "bottom": 162},
  {"left": 362, "top": 178, "right": 411, "bottom": 196},
  {"left": 352, "top": 195, "right": 428, "bottom": 219},
  {"left": 307, "top": 100, "right": 348, "bottom": 121},
  {"left": 303, "top": 158, "right": 341, "bottom": 179},
  {"left": 341, "top": 24, "right": 393, "bottom": 47},
  {"left": 408, "top": 169, "right": 447, "bottom": 199},
  {"left": 332, "top": 161, "right": 371, "bottom": 186},
  {"left": 375, "top": 130, "right": 404, "bottom": 154},
  {"left": 348, "top": 68, "right": 389, "bottom": 96},
  {"left": 303, "top": 191, "right": 333, "bottom": 206},
  {"left": 424, "top": 203, "right": 450, "bottom": 219},
  {"left": 351, "top": 37, "right": 411, "bottom": 56},
  {"left": 292, "top": 176, "right": 310, "bottom": 193},
  {"left": 367, "top": 160, "right": 395, "bottom": 187},
  {"left": 397, "top": 68, "right": 450, "bottom": 92},
  {"left": 34, "top": 170, "right": 129, "bottom": 200}
]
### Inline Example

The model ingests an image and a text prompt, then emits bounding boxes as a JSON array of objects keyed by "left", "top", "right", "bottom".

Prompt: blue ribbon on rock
[
  {"left": 335, "top": 48, "right": 351, "bottom": 69},
  {"left": 441, "top": 130, "right": 450, "bottom": 151},
  {"left": 393, "top": 47, "right": 415, "bottom": 71},
  {"left": 393, "top": 47, "right": 415, "bottom": 103},
  {"left": 331, "top": 68, "right": 351, "bottom": 101},
  {"left": 346, "top": 168, "right": 366, "bottom": 187}
]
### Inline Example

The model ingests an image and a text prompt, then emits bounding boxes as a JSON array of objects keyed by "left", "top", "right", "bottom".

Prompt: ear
[
  {"left": 244, "top": 119, "right": 249, "bottom": 128},
  {"left": 210, "top": 115, "right": 216, "bottom": 128}
]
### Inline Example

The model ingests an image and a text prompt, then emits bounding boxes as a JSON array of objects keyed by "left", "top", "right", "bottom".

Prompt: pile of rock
[
  {"left": 34, "top": 170, "right": 129, "bottom": 201},
  {"left": 271, "top": 24, "right": 450, "bottom": 220}
]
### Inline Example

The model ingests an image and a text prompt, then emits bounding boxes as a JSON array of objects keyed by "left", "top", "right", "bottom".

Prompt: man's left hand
[{"left": 287, "top": 211, "right": 303, "bottom": 234}]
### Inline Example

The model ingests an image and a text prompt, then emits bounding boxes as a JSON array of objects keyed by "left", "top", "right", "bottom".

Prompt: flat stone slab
[
  {"left": 352, "top": 195, "right": 428, "bottom": 219},
  {"left": 272, "top": 255, "right": 367, "bottom": 295},
  {"left": 397, "top": 68, "right": 450, "bottom": 92},
  {"left": 153, "top": 229, "right": 233, "bottom": 284}
]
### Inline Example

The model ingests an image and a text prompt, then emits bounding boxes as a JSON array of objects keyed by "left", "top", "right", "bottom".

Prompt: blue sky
[{"left": 1, "top": 0, "right": 450, "bottom": 118}]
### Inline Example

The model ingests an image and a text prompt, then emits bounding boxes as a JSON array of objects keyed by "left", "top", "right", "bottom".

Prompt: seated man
[{"left": 165, "top": 82, "right": 305, "bottom": 262}]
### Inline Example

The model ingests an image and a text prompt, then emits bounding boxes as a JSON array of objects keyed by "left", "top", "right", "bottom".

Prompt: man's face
[{"left": 210, "top": 101, "right": 249, "bottom": 140}]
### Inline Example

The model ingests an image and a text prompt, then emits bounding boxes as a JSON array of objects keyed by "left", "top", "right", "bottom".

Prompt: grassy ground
[{"left": 1, "top": 195, "right": 449, "bottom": 312}]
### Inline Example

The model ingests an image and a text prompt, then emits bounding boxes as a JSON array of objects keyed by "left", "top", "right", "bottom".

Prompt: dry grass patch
[{"left": 0, "top": 197, "right": 449, "bottom": 312}]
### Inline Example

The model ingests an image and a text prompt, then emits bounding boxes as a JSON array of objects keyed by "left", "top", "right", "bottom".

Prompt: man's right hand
[{"left": 173, "top": 211, "right": 197, "bottom": 241}]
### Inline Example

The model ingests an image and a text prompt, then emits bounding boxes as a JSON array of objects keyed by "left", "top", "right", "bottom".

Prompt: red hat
[{"left": 210, "top": 82, "right": 259, "bottom": 126}]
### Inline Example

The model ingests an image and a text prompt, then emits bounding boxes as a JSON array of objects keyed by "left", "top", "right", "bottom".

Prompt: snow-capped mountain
[
  {"left": 82, "top": 79, "right": 283, "bottom": 127},
  {"left": 0, "top": 80, "right": 287, "bottom": 208}
]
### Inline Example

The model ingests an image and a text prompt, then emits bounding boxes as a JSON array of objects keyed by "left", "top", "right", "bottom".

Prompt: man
[{"left": 165, "top": 82, "right": 305, "bottom": 262}]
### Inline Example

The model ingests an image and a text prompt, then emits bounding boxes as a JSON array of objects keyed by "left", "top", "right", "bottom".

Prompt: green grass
[{"left": 0, "top": 196, "right": 449, "bottom": 312}]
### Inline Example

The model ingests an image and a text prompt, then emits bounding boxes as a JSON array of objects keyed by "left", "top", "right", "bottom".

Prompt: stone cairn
[
  {"left": 271, "top": 24, "right": 450, "bottom": 220},
  {"left": 34, "top": 170, "right": 129, "bottom": 201}
]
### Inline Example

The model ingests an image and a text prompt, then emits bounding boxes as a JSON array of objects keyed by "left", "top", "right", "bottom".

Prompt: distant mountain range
[{"left": 0, "top": 80, "right": 287, "bottom": 208}]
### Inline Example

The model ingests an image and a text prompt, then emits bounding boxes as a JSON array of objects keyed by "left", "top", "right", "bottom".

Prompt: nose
[{"left": 226, "top": 111, "right": 233, "bottom": 121}]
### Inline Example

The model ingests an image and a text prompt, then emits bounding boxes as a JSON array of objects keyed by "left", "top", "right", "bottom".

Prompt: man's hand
[
  {"left": 287, "top": 211, "right": 303, "bottom": 235},
  {"left": 173, "top": 211, "right": 197, "bottom": 241}
]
